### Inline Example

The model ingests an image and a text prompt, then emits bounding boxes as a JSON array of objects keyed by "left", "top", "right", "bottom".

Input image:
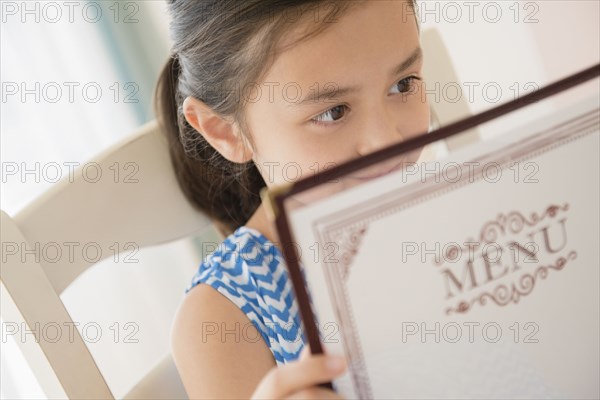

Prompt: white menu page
[{"left": 287, "top": 94, "right": 599, "bottom": 399}]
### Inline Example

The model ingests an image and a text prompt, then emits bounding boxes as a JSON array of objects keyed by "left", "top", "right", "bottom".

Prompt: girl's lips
[{"left": 350, "top": 159, "right": 407, "bottom": 181}]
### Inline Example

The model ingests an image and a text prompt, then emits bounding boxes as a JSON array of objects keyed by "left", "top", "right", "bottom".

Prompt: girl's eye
[
  {"left": 310, "top": 104, "right": 349, "bottom": 126},
  {"left": 309, "top": 77, "right": 421, "bottom": 127},
  {"left": 390, "top": 76, "right": 421, "bottom": 95}
]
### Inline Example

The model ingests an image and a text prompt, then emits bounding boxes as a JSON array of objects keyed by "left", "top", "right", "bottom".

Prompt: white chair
[
  {"left": 1, "top": 118, "right": 211, "bottom": 399},
  {"left": 0, "top": 28, "right": 479, "bottom": 399},
  {"left": 421, "top": 28, "right": 480, "bottom": 154}
]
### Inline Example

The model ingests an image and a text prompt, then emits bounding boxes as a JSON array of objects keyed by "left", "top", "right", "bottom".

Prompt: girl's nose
[{"left": 355, "top": 113, "right": 405, "bottom": 156}]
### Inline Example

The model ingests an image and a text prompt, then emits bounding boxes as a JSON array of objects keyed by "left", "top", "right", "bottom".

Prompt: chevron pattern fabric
[{"left": 185, "top": 226, "right": 308, "bottom": 365}]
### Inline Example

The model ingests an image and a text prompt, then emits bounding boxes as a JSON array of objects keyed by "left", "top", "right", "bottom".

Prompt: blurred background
[{"left": 1, "top": 1, "right": 598, "bottom": 398}]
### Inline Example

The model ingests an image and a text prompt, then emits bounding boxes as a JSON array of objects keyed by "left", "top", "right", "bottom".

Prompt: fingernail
[{"left": 326, "top": 356, "right": 347, "bottom": 372}]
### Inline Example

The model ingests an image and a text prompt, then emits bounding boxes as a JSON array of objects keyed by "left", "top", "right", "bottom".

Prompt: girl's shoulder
[{"left": 185, "top": 225, "right": 305, "bottom": 365}]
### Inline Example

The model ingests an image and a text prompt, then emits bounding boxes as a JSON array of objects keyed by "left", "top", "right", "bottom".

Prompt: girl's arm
[
  {"left": 171, "top": 283, "right": 347, "bottom": 399},
  {"left": 171, "top": 283, "right": 276, "bottom": 398}
]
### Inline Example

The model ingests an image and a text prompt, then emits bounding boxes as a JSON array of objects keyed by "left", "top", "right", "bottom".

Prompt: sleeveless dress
[{"left": 185, "top": 226, "right": 309, "bottom": 366}]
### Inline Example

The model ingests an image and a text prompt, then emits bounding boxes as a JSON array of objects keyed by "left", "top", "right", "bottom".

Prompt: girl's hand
[{"left": 251, "top": 345, "right": 347, "bottom": 399}]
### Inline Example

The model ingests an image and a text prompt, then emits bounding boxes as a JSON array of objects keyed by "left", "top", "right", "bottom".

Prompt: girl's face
[{"left": 245, "top": 0, "right": 430, "bottom": 188}]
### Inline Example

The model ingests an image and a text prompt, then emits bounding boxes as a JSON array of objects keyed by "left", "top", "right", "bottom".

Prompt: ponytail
[{"left": 155, "top": 55, "right": 265, "bottom": 237}]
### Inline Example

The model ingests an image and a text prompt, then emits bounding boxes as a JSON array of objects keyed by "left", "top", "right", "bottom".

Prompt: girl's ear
[{"left": 182, "top": 96, "right": 253, "bottom": 163}]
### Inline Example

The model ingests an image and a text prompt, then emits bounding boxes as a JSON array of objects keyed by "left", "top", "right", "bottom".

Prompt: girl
[{"left": 159, "top": 0, "right": 429, "bottom": 398}]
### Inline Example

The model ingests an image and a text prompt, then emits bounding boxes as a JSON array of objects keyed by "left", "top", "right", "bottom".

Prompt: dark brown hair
[{"left": 155, "top": 0, "right": 417, "bottom": 236}]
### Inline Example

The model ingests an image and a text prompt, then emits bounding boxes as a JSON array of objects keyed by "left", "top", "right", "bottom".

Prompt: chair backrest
[
  {"left": 421, "top": 28, "right": 481, "bottom": 153},
  {"left": 13, "top": 120, "right": 212, "bottom": 295},
  {"left": 1, "top": 120, "right": 210, "bottom": 399},
  {"left": 0, "top": 27, "right": 479, "bottom": 400}
]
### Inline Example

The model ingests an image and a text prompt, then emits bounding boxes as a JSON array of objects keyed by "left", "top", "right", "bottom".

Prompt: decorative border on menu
[{"left": 312, "top": 107, "right": 599, "bottom": 398}]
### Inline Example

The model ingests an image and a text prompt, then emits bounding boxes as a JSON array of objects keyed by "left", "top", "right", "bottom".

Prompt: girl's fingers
[{"left": 253, "top": 353, "right": 347, "bottom": 399}]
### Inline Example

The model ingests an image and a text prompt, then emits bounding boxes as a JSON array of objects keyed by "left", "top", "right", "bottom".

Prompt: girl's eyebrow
[
  {"left": 390, "top": 46, "right": 422, "bottom": 79},
  {"left": 289, "top": 46, "right": 422, "bottom": 107}
]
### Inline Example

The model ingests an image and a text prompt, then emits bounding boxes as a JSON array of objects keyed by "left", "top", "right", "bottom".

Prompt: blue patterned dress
[{"left": 185, "top": 226, "right": 308, "bottom": 366}]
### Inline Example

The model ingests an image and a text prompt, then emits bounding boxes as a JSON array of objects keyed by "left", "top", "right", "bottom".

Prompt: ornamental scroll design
[
  {"left": 434, "top": 203, "right": 570, "bottom": 266},
  {"left": 328, "top": 225, "right": 369, "bottom": 282},
  {"left": 445, "top": 251, "right": 577, "bottom": 315}
]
